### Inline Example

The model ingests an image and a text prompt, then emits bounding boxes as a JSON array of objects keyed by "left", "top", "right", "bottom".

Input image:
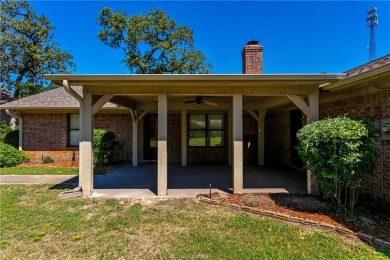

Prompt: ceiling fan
[{"left": 184, "top": 96, "right": 218, "bottom": 107}]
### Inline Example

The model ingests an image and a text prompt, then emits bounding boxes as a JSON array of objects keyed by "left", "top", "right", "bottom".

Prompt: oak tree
[
  {"left": 97, "top": 8, "right": 211, "bottom": 74},
  {"left": 0, "top": 0, "right": 75, "bottom": 98}
]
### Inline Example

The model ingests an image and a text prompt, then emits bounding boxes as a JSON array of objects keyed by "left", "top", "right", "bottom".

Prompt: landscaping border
[{"left": 198, "top": 197, "right": 390, "bottom": 249}]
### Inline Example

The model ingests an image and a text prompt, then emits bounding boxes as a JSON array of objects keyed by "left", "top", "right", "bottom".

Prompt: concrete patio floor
[{"left": 91, "top": 163, "right": 307, "bottom": 198}]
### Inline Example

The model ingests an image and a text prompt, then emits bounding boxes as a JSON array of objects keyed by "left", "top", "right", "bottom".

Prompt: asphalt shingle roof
[
  {"left": 344, "top": 54, "right": 390, "bottom": 78},
  {"left": 0, "top": 86, "right": 118, "bottom": 109}
]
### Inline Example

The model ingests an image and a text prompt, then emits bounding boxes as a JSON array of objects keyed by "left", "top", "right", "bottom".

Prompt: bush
[
  {"left": 93, "top": 129, "right": 117, "bottom": 166},
  {"left": 0, "top": 120, "right": 12, "bottom": 142},
  {"left": 42, "top": 155, "right": 54, "bottom": 164},
  {"left": 4, "top": 130, "right": 19, "bottom": 148},
  {"left": 0, "top": 143, "right": 28, "bottom": 167},
  {"left": 296, "top": 116, "right": 376, "bottom": 210}
]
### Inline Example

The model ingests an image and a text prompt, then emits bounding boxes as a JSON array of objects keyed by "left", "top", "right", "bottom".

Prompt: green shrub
[
  {"left": 93, "top": 129, "right": 117, "bottom": 166},
  {"left": 0, "top": 120, "right": 12, "bottom": 142},
  {"left": 42, "top": 155, "right": 54, "bottom": 164},
  {"left": 296, "top": 116, "right": 376, "bottom": 210},
  {"left": 4, "top": 130, "right": 19, "bottom": 148},
  {"left": 0, "top": 143, "right": 28, "bottom": 168}
]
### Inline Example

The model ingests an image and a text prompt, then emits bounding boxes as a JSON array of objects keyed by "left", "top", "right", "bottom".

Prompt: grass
[
  {"left": 0, "top": 185, "right": 389, "bottom": 259},
  {"left": 0, "top": 166, "right": 106, "bottom": 175}
]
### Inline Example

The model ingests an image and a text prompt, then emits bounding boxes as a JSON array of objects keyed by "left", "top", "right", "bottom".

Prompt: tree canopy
[
  {"left": 97, "top": 8, "right": 212, "bottom": 74},
  {"left": 0, "top": 0, "right": 75, "bottom": 98}
]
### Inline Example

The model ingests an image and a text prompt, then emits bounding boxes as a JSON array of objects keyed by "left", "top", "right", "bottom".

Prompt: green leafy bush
[
  {"left": 0, "top": 143, "right": 28, "bottom": 168},
  {"left": 4, "top": 130, "right": 19, "bottom": 148},
  {"left": 42, "top": 155, "right": 54, "bottom": 164},
  {"left": 93, "top": 129, "right": 117, "bottom": 166},
  {"left": 0, "top": 120, "right": 12, "bottom": 142},
  {"left": 296, "top": 116, "right": 376, "bottom": 210}
]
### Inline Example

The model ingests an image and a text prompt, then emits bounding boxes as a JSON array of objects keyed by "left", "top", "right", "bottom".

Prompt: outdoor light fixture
[{"left": 381, "top": 123, "right": 390, "bottom": 133}]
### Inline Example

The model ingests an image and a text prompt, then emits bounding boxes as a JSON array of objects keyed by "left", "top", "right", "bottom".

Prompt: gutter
[
  {"left": 62, "top": 79, "right": 82, "bottom": 103},
  {"left": 58, "top": 79, "right": 83, "bottom": 197},
  {"left": 5, "top": 110, "right": 22, "bottom": 151}
]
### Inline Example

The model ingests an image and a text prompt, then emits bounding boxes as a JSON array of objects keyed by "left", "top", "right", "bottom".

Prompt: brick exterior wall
[
  {"left": 242, "top": 41, "right": 263, "bottom": 74},
  {"left": 94, "top": 113, "right": 132, "bottom": 162},
  {"left": 22, "top": 112, "right": 132, "bottom": 163},
  {"left": 23, "top": 113, "right": 68, "bottom": 150},
  {"left": 168, "top": 114, "right": 182, "bottom": 162},
  {"left": 320, "top": 90, "right": 390, "bottom": 202},
  {"left": 265, "top": 112, "right": 291, "bottom": 166}
]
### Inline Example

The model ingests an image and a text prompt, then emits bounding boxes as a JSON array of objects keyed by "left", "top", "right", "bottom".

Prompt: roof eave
[{"left": 321, "top": 64, "right": 390, "bottom": 92}]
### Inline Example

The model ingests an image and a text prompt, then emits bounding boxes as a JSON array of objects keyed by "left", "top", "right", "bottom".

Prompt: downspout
[
  {"left": 59, "top": 79, "right": 83, "bottom": 197},
  {"left": 5, "top": 110, "right": 22, "bottom": 151}
]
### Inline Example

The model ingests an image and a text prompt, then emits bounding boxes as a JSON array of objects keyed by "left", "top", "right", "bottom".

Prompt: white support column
[
  {"left": 233, "top": 94, "right": 243, "bottom": 194},
  {"left": 307, "top": 93, "right": 319, "bottom": 195},
  {"left": 80, "top": 92, "right": 94, "bottom": 196},
  {"left": 181, "top": 110, "right": 187, "bottom": 166},
  {"left": 228, "top": 110, "right": 233, "bottom": 166},
  {"left": 132, "top": 110, "right": 138, "bottom": 166},
  {"left": 258, "top": 109, "right": 266, "bottom": 166},
  {"left": 157, "top": 94, "right": 168, "bottom": 196}
]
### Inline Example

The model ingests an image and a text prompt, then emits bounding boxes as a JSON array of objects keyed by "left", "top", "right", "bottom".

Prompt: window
[
  {"left": 68, "top": 114, "right": 80, "bottom": 147},
  {"left": 189, "top": 114, "right": 224, "bottom": 147}
]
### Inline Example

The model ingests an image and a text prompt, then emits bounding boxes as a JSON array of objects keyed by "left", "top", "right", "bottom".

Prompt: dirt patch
[{"left": 201, "top": 193, "right": 390, "bottom": 242}]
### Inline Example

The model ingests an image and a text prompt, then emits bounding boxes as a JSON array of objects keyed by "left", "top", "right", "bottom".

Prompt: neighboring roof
[
  {"left": 321, "top": 54, "right": 390, "bottom": 92},
  {"left": 0, "top": 86, "right": 120, "bottom": 110},
  {"left": 0, "top": 88, "right": 16, "bottom": 105},
  {"left": 344, "top": 54, "right": 390, "bottom": 78}
]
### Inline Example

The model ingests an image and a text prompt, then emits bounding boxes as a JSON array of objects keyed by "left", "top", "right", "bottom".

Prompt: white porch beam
[
  {"left": 137, "top": 110, "right": 149, "bottom": 122},
  {"left": 181, "top": 110, "right": 187, "bottom": 166},
  {"left": 258, "top": 109, "right": 266, "bottom": 166},
  {"left": 233, "top": 94, "right": 243, "bottom": 194},
  {"left": 247, "top": 110, "right": 259, "bottom": 122},
  {"left": 80, "top": 92, "right": 94, "bottom": 196},
  {"left": 157, "top": 94, "right": 168, "bottom": 196},
  {"left": 92, "top": 94, "right": 114, "bottom": 115},
  {"left": 129, "top": 109, "right": 149, "bottom": 166},
  {"left": 287, "top": 95, "right": 309, "bottom": 116},
  {"left": 307, "top": 94, "right": 319, "bottom": 123}
]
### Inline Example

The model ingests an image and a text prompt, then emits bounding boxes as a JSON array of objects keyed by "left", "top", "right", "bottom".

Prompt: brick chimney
[{"left": 242, "top": 40, "right": 263, "bottom": 74}]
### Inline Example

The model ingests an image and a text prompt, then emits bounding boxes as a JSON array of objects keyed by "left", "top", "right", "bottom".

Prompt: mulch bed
[
  {"left": 21, "top": 161, "right": 78, "bottom": 168},
  {"left": 201, "top": 193, "right": 390, "bottom": 243}
]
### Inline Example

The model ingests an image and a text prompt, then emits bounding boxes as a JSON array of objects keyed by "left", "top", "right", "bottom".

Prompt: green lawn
[
  {"left": 0, "top": 166, "right": 105, "bottom": 175},
  {"left": 0, "top": 185, "right": 388, "bottom": 259}
]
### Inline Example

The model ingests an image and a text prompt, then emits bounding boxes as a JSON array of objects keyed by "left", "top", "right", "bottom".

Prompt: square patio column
[
  {"left": 233, "top": 94, "right": 243, "bottom": 194},
  {"left": 80, "top": 92, "right": 94, "bottom": 196},
  {"left": 181, "top": 110, "right": 187, "bottom": 166},
  {"left": 157, "top": 94, "right": 168, "bottom": 196},
  {"left": 307, "top": 94, "right": 319, "bottom": 195}
]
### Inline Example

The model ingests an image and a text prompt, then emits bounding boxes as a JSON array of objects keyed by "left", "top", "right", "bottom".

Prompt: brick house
[{"left": 1, "top": 41, "right": 389, "bottom": 202}]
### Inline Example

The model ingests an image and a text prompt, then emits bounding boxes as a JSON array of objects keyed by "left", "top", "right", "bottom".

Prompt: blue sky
[{"left": 32, "top": 1, "right": 390, "bottom": 74}]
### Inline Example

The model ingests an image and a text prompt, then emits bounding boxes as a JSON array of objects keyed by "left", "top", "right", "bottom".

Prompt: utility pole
[{"left": 367, "top": 7, "right": 378, "bottom": 62}]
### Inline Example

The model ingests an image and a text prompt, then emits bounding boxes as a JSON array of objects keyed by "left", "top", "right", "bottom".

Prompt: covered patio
[
  {"left": 45, "top": 73, "right": 342, "bottom": 197},
  {"left": 92, "top": 163, "right": 307, "bottom": 198}
]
